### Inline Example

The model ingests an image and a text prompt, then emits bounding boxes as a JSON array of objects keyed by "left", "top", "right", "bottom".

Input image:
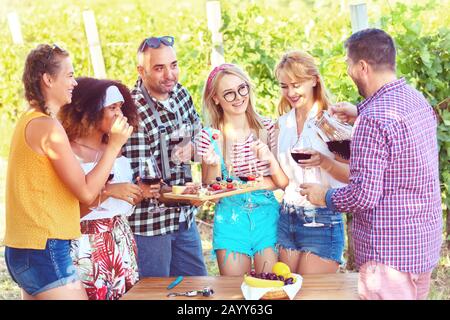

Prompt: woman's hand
[
  {"left": 109, "top": 115, "right": 133, "bottom": 149},
  {"left": 295, "top": 149, "right": 326, "bottom": 168},
  {"left": 252, "top": 139, "right": 274, "bottom": 162},
  {"left": 202, "top": 145, "right": 221, "bottom": 165},
  {"left": 195, "top": 130, "right": 220, "bottom": 165},
  {"left": 104, "top": 182, "right": 143, "bottom": 205}
]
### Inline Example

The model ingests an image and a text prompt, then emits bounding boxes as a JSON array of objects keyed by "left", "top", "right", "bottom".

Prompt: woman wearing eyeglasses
[
  {"left": 195, "top": 64, "right": 286, "bottom": 276},
  {"left": 3, "top": 44, "right": 132, "bottom": 299}
]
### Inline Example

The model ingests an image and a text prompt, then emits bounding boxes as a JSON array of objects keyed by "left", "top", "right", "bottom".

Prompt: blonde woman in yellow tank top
[{"left": 3, "top": 44, "right": 133, "bottom": 300}]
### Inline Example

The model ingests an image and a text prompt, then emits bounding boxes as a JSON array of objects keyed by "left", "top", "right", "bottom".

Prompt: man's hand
[
  {"left": 299, "top": 183, "right": 328, "bottom": 207},
  {"left": 172, "top": 141, "right": 194, "bottom": 163},
  {"left": 328, "top": 102, "right": 357, "bottom": 125},
  {"left": 137, "top": 177, "right": 161, "bottom": 199}
]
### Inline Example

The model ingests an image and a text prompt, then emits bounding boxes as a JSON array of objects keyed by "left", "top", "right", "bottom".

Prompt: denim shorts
[
  {"left": 213, "top": 190, "right": 280, "bottom": 258},
  {"left": 5, "top": 239, "right": 79, "bottom": 296},
  {"left": 277, "top": 202, "right": 345, "bottom": 264}
]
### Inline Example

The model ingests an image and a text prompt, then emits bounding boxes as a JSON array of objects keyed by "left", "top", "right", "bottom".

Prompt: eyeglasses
[
  {"left": 138, "top": 36, "right": 175, "bottom": 52},
  {"left": 44, "top": 43, "right": 64, "bottom": 69},
  {"left": 223, "top": 83, "right": 249, "bottom": 102}
]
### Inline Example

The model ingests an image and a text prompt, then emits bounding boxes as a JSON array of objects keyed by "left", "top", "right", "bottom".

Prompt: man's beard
[{"left": 353, "top": 77, "right": 367, "bottom": 98}]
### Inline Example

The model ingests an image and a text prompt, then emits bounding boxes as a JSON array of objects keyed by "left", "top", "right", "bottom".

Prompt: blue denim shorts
[
  {"left": 5, "top": 239, "right": 79, "bottom": 296},
  {"left": 213, "top": 190, "right": 280, "bottom": 258},
  {"left": 277, "top": 202, "right": 345, "bottom": 264}
]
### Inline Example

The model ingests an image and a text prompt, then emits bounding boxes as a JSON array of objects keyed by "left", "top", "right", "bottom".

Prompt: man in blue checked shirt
[
  {"left": 301, "top": 28, "right": 442, "bottom": 300},
  {"left": 122, "top": 36, "right": 207, "bottom": 277}
]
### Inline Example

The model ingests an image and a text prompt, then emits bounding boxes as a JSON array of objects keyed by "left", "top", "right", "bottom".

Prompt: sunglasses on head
[
  {"left": 138, "top": 36, "right": 175, "bottom": 52},
  {"left": 44, "top": 43, "right": 64, "bottom": 69}
]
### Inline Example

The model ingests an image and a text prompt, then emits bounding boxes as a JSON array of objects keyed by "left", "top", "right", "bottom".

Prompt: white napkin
[{"left": 241, "top": 273, "right": 303, "bottom": 300}]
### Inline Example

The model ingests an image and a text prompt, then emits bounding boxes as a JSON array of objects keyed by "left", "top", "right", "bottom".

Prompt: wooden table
[{"left": 122, "top": 273, "right": 359, "bottom": 300}]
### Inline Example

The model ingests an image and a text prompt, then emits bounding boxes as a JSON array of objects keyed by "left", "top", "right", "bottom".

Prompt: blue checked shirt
[{"left": 123, "top": 79, "right": 202, "bottom": 236}]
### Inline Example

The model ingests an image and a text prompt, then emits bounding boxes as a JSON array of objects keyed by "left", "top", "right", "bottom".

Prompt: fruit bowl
[{"left": 241, "top": 273, "right": 303, "bottom": 300}]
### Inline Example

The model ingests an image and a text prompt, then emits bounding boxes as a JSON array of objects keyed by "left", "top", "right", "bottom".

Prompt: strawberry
[
  {"left": 247, "top": 175, "right": 256, "bottom": 181},
  {"left": 211, "top": 183, "right": 221, "bottom": 191},
  {"left": 227, "top": 183, "right": 234, "bottom": 189},
  {"left": 212, "top": 133, "right": 219, "bottom": 140}
]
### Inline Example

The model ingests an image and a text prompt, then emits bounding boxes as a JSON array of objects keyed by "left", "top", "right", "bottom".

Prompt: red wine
[
  {"left": 291, "top": 152, "right": 312, "bottom": 162},
  {"left": 141, "top": 177, "right": 161, "bottom": 185},
  {"left": 326, "top": 140, "right": 351, "bottom": 160}
]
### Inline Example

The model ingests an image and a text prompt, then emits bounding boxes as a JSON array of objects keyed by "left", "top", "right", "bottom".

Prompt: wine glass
[
  {"left": 291, "top": 134, "right": 324, "bottom": 227},
  {"left": 89, "top": 156, "right": 115, "bottom": 212},
  {"left": 139, "top": 157, "right": 166, "bottom": 213},
  {"left": 172, "top": 121, "right": 192, "bottom": 173}
]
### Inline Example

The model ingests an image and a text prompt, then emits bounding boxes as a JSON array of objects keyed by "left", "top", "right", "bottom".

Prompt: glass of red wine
[
  {"left": 172, "top": 121, "right": 193, "bottom": 173},
  {"left": 139, "top": 156, "right": 165, "bottom": 213},
  {"left": 291, "top": 134, "right": 324, "bottom": 227}
]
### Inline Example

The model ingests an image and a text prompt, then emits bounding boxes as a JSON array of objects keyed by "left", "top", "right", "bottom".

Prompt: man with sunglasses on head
[{"left": 122, "top": 36, "right": 207, "bottom": 277}]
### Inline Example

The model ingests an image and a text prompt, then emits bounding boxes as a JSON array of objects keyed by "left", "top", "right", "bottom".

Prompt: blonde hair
[
  {"left": 274, "top": 51, "right": 331, "bottom": 116},
  {"left": 202, "top": 64, "right": 264, "bottom": 133}
]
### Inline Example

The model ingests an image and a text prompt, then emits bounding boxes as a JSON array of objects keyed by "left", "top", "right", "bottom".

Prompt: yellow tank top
[{"left": 3, "top": 110, "right": 81, "bottom": 249}]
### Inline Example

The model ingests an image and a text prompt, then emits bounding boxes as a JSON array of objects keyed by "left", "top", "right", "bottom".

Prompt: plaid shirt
[
  {"left": 326, "top": 78, "right": 442, "bottom": 273},
  {"left": 123, "top": 79, "right": 202, "bottom": 236}
]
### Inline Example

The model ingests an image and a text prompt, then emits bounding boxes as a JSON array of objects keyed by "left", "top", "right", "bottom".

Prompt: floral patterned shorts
[{"left": 70, "top": 215, "right": 139, "bottom": 300}]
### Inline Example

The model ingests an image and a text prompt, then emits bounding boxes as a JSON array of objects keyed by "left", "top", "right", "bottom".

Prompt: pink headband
[{"left": 206, "top": 63, "right": 235, "bottom": 92}]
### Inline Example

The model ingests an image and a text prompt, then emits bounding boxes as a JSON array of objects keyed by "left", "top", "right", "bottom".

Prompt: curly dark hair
[
  {"left": 59, "top": 77, "right": 139, "bottom": 142},
  {"left": 22, "top": 44, "right": 70, "bottom": 116}
]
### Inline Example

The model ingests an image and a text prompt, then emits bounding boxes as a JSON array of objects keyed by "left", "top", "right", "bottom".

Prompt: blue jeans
[
  {"left": 277, "top": 202, "right": 345, "bottom": 264},
  {"left": 134, "top": 222, "right": 207, "bottom": 277},
  {"left": 5, "top": 239, "right": 79, "bottom": 296}
]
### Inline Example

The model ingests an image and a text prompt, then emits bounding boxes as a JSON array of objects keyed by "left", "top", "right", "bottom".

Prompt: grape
[
  {"left": 284, "top": 278, "right": 294, "bottom": 285},
  {"left": 260, "top": 272, "right": 268, "bottom": 279},
  {"left": 249, "top": 270, "right": 256, "bottom": 277},
  {"left": 215, "top": 176, "right": 222, "bottom": 182},
  {"left": 226, "top": 177, "right": 233, "bottom": 183},
  {"left": 278, "top": 275, "right": 285, "bottom": 281}
]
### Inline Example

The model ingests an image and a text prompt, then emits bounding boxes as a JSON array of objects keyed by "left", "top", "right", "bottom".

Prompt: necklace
[{"left": 72, "top": 140, "right": 101, "bottom": 152}]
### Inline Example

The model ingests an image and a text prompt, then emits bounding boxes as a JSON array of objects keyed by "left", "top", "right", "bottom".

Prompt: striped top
[
  {"left": 195, "top": 118, "right": 276, "bottom": 177},
  {"left": 326, "top": 78, "right": 442, "bottom": 273}
]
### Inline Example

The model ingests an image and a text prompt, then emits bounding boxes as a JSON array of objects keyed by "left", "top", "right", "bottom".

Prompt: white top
[
  {"left": 80, "top": 156, "right": 135, "bottom": 221},
  {"left": 277, "top": 104, "right": 347, "bottom": 206}
]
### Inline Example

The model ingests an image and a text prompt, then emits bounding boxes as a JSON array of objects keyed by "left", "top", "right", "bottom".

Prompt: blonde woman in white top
[{"left": 261, "top": 51, "right": 350, "bottom": 274}]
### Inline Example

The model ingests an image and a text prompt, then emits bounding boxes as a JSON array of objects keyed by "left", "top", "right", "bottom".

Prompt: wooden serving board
[{"left": 163, "top": 184, "right": 265, "bottom": 201}]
